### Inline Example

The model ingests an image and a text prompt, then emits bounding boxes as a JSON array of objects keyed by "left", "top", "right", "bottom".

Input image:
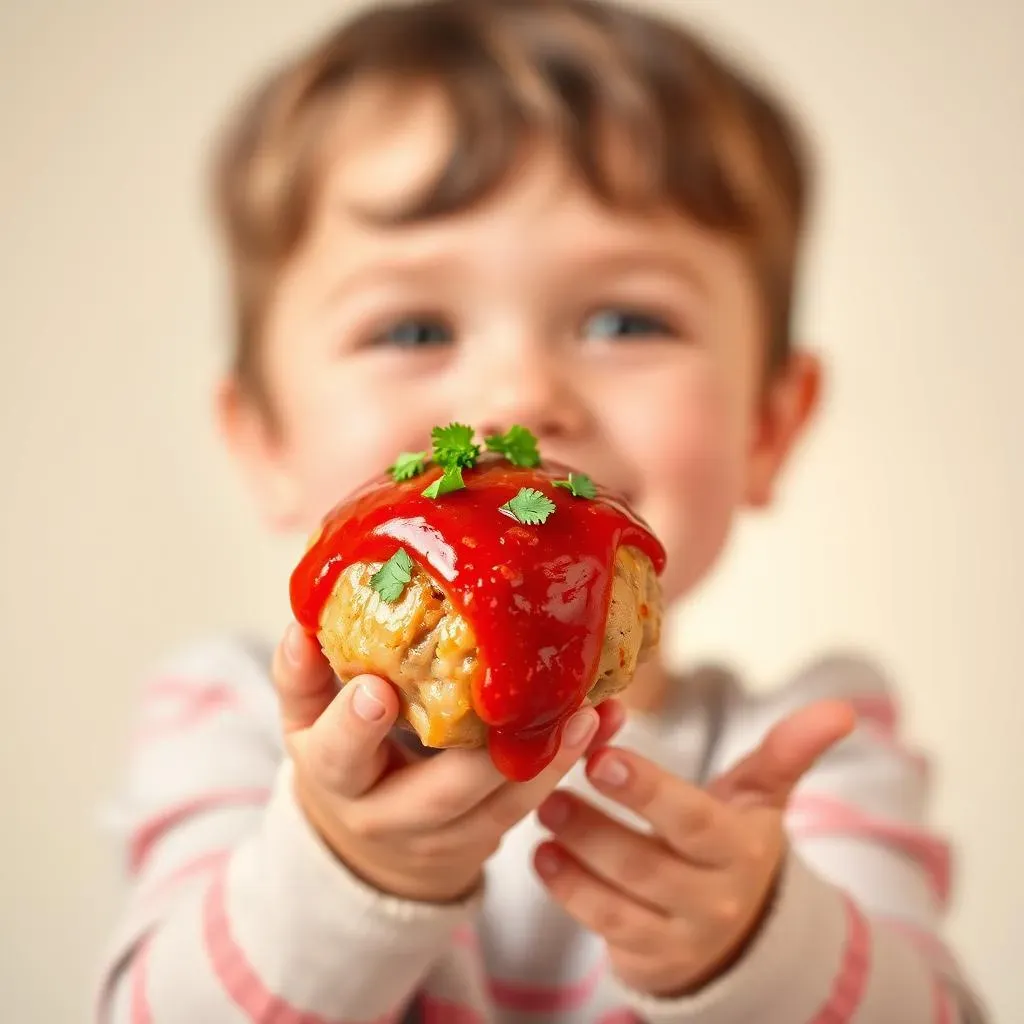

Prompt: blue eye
[
  {"left": 373, "top": 318, "right": 453, "bottom": 348},
  {"left": 583, "top": 309, "right": 674, "bottom": 341}
]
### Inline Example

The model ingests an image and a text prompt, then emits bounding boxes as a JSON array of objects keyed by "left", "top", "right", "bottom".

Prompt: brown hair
[{"left": 211, "top": 0, "right": 812, "bottom": 409}]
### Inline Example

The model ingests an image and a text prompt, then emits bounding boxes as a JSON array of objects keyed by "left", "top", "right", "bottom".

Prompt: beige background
[{"left": 1, "top": 1, "right": 1021, "bottom": 1020}]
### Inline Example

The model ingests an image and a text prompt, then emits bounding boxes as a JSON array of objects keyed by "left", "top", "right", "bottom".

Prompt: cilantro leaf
[
  {"left": 389, "top": 451, "right": 428, "bottom": 482},
  {"left": 552, "top": 472, "right": 597, "bottom": 499},
  {"left": 485, "top": 424, "right": 541, "bottom": 468},
  {"left": 370, "top": 548, "right": 414, "bottom": 603},
  {"left": 499, "top": 487, "right": 556, "bottom": 525},
  {"left": 422, "top": 465, "right": 465, "bottom": 499},
  {"left": 431, "top": 422, "right": 480, "bottom": 470}
]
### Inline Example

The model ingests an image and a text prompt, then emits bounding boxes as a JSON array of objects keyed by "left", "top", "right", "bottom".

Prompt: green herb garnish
[
  {"left": 421, "top": 465, "right": 466, "bottom": 499},
  {"left": 499, "top": 487, "right": 556, "bottom": 525},
  {"left": 370, "top": 548, "right": 414, "bottom": 603},
  {"left": 431, "top": 422, "right": 480, "bottom": 470},
  {"left": 553, "top": 472, "right": 597, "bottom": 499},
  {"left": 485, "top": 424, "right": 541, "bottom": 468},
  {"left": 389, "top": 451, "right": 428, "bottom": 482},
  {"left": 421, "top": 422, "right": 479, "bottom": 500}
]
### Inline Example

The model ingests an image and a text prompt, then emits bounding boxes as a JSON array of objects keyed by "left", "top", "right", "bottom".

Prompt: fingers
[
  {"left": 360, "top": 706, "right": 601, "bottom": 832},
  {"left": 299, "top": 674, "right": 401, "bottom": 799},
  {"left": 534, "top": 841, "right": 669, "bottom": 957},
  {"left": 708, "top": 700, "right": 856, "bottom": 807},
  {"left": 537, "top": 792, "right": 702, "bottom": 914},
  {"left": 355, "top": 744, "right": 508, "bottom": 830},
  {"left": 476, "top": 707, "right": 600, "bottom": 833},
  {"left": 584, "top": 748, "right": 739, "bottom": 866},
  {"left": 536, "top": 844, "right": 701, "bottom": 996},
  {"left": 587, "top": 699, "right": 626, "bottom": 753},
  {"left": 273, "top": 623, "right": 338, "bottom": 734}
]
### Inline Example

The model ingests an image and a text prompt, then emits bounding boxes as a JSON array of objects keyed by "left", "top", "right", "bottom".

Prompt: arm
[
  {"left": 94, "top": 638, "right": 475, "bottom": 1024},
  {"left": 629, "top": 654, "right": 989, "bottom": 1023}
]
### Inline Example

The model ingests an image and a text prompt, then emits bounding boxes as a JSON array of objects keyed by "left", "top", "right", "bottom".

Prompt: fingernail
[
  {"left": 538, "top": 794, "right": 571, "bottom": 831},
  {"left": 352, "top": 682, "right": 386, "bottom": 722},
  {"left": 283, "top": 623, "right": 305, "bottom": 665},
  {"left": 563, "top": 709, "right": 598, "bottom": 747},
  {"left": 590, "top": 753, "right": 630, "bottom": 787},
  {"left": 535, "top": 846, "right": 561, "bottom": 879}
]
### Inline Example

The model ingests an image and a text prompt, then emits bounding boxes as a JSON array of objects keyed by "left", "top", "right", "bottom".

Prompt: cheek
[
  {"left": 291, "top": 405, "right": 388, "bottom": 518},
  {"left": 274, "top": 363, "right": 429, "bottom": 530},
  {"left": 629, "top": 363, "right": 750, "bottom": 598}
]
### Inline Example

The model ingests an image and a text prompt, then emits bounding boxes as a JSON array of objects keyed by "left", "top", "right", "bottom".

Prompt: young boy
[{"left": 96, "top": 0, "right": 989, "bottom": 1020}]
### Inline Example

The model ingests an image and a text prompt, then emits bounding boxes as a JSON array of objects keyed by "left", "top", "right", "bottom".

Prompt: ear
[
  {"left": 745, "top": 349, "right": 823, "bottom": 508},
  {"left": 215, "top": 376, "right": 303, "bottom": 531}
]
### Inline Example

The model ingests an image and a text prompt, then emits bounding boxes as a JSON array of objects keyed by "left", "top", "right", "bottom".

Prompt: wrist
[
  {"left": 658, "top": 852, "right": 784, "bottom": 999},
  {"left": 697, "top": 861, "right": 782, "bottom": 991},
  {"left": 293, "top": 774, "right": 481, "bottom": 905}
]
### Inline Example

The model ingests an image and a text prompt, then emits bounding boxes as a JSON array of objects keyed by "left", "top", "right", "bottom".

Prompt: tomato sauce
[{"left": 290, "top": 455, "right": 665, "bottom": 780}]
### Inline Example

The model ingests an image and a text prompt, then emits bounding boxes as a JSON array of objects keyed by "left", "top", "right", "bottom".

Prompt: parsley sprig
[
  {"left": 499, "top": 487, "right": 557, "bottom": 525},
  {"left": 485, "top": 425, "right": 540, "bottom": 468},
  {"left": 552, "top": 472, "right": 597, "bottom": 499},
  {"left": 390, "top": 423, "right": 591, "bottom": 517},
  {"left": 370, "top": 548, "right": 414, "bottom": 603},
  {"left": 420, "top": 422, "right": 481, "bottom": 498},
  {"left": 422, "top": 465, "right": 466, "bottom": 499},
  {"left": 389, "top": 451, "right": 428, "bottom": 482},
  {"left": 431, "top": 422, "right": 480, "bottom": 469}
]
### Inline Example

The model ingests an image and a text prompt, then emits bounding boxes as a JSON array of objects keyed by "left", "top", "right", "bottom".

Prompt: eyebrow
[
  {"left": 562, "top": 248, "right": 711, "bottom": 295},
  {"left": 320, "top": 255, "right": 463, "bottom": 310},
  {"left": 319, "top": 241, "right": 711, "bottom": 311}
]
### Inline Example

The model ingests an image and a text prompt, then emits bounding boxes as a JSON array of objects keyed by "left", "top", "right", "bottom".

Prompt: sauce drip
[{"left": 290, "top": 455, "right": 665, "bottom": 781}]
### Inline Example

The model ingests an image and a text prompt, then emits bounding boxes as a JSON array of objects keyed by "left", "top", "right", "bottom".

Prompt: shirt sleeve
[
  {"left": 614, "top": 652, "right": 991, "bottom": 1023},
  {"left": 93, "top": 637, "right": 480, "bottom": 1024}
]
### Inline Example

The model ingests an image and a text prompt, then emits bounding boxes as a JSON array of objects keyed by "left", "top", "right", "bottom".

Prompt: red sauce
[{"left": 289, "top": 455, "right": 666, "bottom": 781}]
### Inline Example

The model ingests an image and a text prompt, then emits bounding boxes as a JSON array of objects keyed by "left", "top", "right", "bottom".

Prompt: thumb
[
  {"left": 298, "top": 674, "right": 402, "bottom": 799},
  {"left": 708, "top": 700, "right": 856, "bottom": 807}
]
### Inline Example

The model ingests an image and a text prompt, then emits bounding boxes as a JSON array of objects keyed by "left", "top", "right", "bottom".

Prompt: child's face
[{"left": 222, "top": 83, "right": 819, "bottom": 605}]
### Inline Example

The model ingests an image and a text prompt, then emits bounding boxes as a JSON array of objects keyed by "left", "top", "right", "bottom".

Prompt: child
[{"left": 96, "top": 0, "right": 989, "bottom": 1020}]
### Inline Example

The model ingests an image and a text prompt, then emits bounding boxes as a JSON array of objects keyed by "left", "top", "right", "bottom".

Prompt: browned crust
[{"left": 317, "top": 545, "right": 662, "bottom": 748}]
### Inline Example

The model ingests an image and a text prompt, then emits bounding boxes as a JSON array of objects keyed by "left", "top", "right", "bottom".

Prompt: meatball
[{"left": 316, "top": 545, "right": 662, "bottom": 748}]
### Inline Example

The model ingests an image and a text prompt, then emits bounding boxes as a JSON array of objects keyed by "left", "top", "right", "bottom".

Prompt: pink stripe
[
  {"left": 933, "top": 977, "right": 955, "bottom": 1024},
  {"left": 488, "top": 956, "right": 605, "bottom": 1013},
  {"left": 598, "top": 1011, "right": 641, "bottom": 1024},
  {"left": 143, "top": 849, "right": 231, "bottom": 902},
  {"left": 787, "top": 794, "right": 951, "bottom": 905},
  {"left": 145, "top": 677, "right": 228, "bottom": 694},
  {"left": 129, "top": 939, "right": 152, "bottom": 1024},
  {"left": 846, "top": 693, "right": 898, "bottom": 732},
  {"left": 808, "top": 896, "right": 871, "bottom": 1023},
  {"left": 134, "top": 680, "right": 239, "bottom": 742},
  {"left": 420, "top": 996, "right": 484, "bottom": 1023},
  {"left": 452, "top": 923, "right": 479, "bottom": 949},
  {"left": 203, "top": 869, "right": 398, "bottom": 1023},
  {"left": 128, "top": 788, "right": 270, "bottom": 873}
]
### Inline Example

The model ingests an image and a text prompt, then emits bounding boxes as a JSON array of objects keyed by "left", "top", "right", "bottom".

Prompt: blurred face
[{"left": 222, "top": 82, "right": 819, "bottom": 607}]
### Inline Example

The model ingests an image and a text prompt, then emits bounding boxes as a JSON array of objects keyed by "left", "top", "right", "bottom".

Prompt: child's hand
[
  {"left": 273, "top": 623, "right": 620, "bottom": 904},
  {"left": 534, "top": 701, "right": 856, "bottom": 996}
]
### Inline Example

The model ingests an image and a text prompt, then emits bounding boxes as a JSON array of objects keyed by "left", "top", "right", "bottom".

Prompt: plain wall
[{"left": 1, "top": 1, "right": 1021, "bottom": 1020}]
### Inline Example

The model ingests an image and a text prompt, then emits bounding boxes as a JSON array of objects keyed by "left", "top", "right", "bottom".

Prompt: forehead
[
  {"left": 321, "top": 77, "right": 456, "bottom": 212},
  {"left": 306, "top": 77, "right": 747, "bottom": 274}
]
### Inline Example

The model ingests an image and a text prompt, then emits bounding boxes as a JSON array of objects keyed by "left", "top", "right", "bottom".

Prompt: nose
[{"left": 455, "top": 345, "right": 592, "bottom": 444}]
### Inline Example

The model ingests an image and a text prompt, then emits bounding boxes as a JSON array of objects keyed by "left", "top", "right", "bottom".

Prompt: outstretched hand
[
  {"left": 535, "top": 700, "right": 856, "bottom": 996},
  {"left": 274, "top": 623, "right": 624, "bottom": 903}
]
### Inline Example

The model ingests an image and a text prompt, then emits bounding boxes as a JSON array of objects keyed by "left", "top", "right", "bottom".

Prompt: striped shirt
[{"left": 94, "top": 638, "right": 989, "bottom": 1022}]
